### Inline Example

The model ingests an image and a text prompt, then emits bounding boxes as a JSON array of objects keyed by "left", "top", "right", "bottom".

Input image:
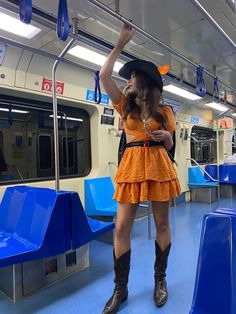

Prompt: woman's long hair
[{"left": 123, "top": 70, "right": 167, "bottom": 129}]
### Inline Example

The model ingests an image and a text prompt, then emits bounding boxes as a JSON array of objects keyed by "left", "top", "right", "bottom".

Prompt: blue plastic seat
[
  {"left": 205, "top": 164, "right": 236, "bottom": 184},
  {"left": 188, "top": 166, "right": 218, "bottom": 189},
  {"left": 0, "top": 186, "right": 71, "bottom": 267},
  {"left": 70, "top": 192, "right": 115, "bottom": 249},
  {"left": 0, "top": 186, "right": 28, "bottom": 233},
  {"left": 84, "top": 177, "right": 117, "bottom": 216},
  {"left": 189, "top": 210, "right": 236, "bottom": 314},
  {"left": 204, "top": 165, "right": 218, "bottom": 181},
  {"left": 220, "top": 165, "right": 236, "bottom": 184},
  {"left": 0, "top": 185, "right": 115, "bottom": 267}
]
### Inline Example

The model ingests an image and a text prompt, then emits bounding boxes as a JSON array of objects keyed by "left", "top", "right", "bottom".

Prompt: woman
[{"left": 100, "top": 24, "right": 181, "bottom": 314}]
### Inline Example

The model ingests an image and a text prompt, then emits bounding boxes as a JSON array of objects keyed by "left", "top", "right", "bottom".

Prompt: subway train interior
[{"left": 0, "top": 0, "right": 236, "bottom": 313}]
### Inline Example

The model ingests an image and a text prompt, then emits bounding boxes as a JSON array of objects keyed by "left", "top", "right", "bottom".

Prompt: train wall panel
[
  {"left": 24, "top": 54, "right": 96, "bottom": 95},
  {"left": 15, "top": 50, "right": 34, "bottom": 89}
]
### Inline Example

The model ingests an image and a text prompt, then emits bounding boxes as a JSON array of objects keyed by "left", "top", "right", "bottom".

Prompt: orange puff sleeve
[
  {"left": 162, "top": 106, "right": 176, "bottom": 132},
  {"left": 112, "top": 92, "right": 126, "bottom": 118}
]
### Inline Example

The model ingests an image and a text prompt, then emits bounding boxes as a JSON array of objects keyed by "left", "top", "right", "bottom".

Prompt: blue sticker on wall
[
  {"left": 86, "top": 89, "right": 110, "bottom": 105},
  {"left": 191, "top": 116, "right": 200, "bottom": 124}
]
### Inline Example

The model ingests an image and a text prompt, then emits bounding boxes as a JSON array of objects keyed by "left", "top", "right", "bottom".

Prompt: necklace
[{"left": 143, "top": 117, "right": 151, "bottom": 134}]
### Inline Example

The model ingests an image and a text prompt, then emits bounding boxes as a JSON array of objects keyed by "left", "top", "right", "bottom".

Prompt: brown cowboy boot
[
  {"left": 102, "top": 250, "right": 131, "bottom": 314},
  {"left": 154, "top": 241, "right": 171, "bottom": 307}
]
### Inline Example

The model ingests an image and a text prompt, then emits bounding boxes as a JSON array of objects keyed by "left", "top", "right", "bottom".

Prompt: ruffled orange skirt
[{"left": 113, "top": 179, "right": 181, "bottom": 204}]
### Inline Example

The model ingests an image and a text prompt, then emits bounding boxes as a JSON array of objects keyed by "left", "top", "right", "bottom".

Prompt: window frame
[{"left": 0, "top": 94, "right": 91, "bottom": 186}]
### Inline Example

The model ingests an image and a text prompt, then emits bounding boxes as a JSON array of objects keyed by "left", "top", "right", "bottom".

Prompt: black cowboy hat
[{"left": 118, "top": 60, "right": 163, "bottom": 92}]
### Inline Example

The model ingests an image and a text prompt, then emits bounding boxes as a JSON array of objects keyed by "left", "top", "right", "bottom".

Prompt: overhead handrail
[
  {"left": 94, "top": 70, "right": 102, "bottom": 104},
  {"left": 57, "top": 0, "right": 70, "bottom": 41},
  {"left": 196, "top": 66, "right": 206, "bottom": 97},
  {"left": 1, "top": 0, "right": 235, "bottom": 95},
  {"left": 191, "top": 0, "right": 236, "bottom": 50},
  {"left": 186, "top": 157, "right": 218, "bottom": 182},
  {"left": 88, "top": 0, "right": 236, "bottom": 95},
  {"left": 19, "top": 0, "right": 32, "bottom": 24}
]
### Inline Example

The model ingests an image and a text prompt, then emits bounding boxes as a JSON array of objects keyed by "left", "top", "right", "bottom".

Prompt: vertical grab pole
[
  {"left": 215, "top": 99, "right": 231, "bottom": 203},
  {"left": 52, "top": 18, "right": 78, "bottom": 190}
]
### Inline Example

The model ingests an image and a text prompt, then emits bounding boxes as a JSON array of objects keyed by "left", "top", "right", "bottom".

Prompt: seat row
[{"left": 0, "top": 184, "right": 115, "bottom": 268}]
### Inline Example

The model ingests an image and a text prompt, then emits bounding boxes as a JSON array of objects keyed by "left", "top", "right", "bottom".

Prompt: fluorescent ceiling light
[
  {"left": 0, "top": 108, "right": 29, "bottom": 114},
  {"left": 232, "top": 113, "right": 236, "bottom": 116},
  {"left": 68, "top": 45, "right": 124, "bottom": 72},
  {"left": 49, "top": 115, "right": 83, "bottom": 122},
  {"left": 163, "top": 84, "right": 202, "bottom": 100},
  {"left": 0, "top": 13, "right": 41, "bottom": 39},
  {"left": 205, "top": 102, "right": 229, "bottom": 112}
]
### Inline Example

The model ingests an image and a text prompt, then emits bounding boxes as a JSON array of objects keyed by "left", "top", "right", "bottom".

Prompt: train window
[
  {"left": 0, "top": 96, "right": 91, "bottom": 184},
  {"left": 38, "top": 135, "right": 52, "bottom": 170},
  {"left": 190, "top": 126, "right": 217, "bottom": 165}
]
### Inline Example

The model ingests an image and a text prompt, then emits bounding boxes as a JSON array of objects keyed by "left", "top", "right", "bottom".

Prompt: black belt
[
  {"left": 126, "top": 140, "right": 176, "bottom": 164},
  {"left": 126, "top": 140, "right": 164, "bottom": 148}
]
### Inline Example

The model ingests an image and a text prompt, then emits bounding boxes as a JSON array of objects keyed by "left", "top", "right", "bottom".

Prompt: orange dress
[{"left": 113, "top": 93, "right": 181, "bottom": 204}]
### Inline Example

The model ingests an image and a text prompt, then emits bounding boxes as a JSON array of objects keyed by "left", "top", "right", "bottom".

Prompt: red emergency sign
[{"left": 42, "top": 78, "right": 64, "bottom": 95}]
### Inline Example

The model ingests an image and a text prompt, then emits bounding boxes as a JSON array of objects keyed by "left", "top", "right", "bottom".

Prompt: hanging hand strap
[
  {"left": 213, "top": 77, "right": 219, "bottom": 103},
  {"left": 19, "top": 0, "right": 32, "bottom": 24},
  {"left": 196, "top": 66, "right": 206, "bottom": 97},
  {"left": 94, "top": 71, "right": 102, "bottom": 104},
  {"left": 57, "top": 0, "right": 70, "bottom": 41}
]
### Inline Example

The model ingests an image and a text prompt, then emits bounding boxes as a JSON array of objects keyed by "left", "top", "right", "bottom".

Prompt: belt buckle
[{"left": 143, "top": 140, "right": 149, "bottom": 147}]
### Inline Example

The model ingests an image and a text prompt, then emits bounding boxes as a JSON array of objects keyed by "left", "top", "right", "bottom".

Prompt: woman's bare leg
[
  {"left": 114, "top": 202, "right": 139, "bottom": 258},
  {"left": 152, "top": 200, "right": 170, "bottom": 249}
]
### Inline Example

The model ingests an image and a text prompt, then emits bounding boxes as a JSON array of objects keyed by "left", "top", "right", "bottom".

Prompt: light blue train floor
[{"left": 0, "top": 198, "right": 235, "bottom": 314}]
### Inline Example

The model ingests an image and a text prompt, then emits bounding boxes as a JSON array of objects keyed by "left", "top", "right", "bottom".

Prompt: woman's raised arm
[{"left": 100, "top": 24, "right": 135, "bottom": 103}]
